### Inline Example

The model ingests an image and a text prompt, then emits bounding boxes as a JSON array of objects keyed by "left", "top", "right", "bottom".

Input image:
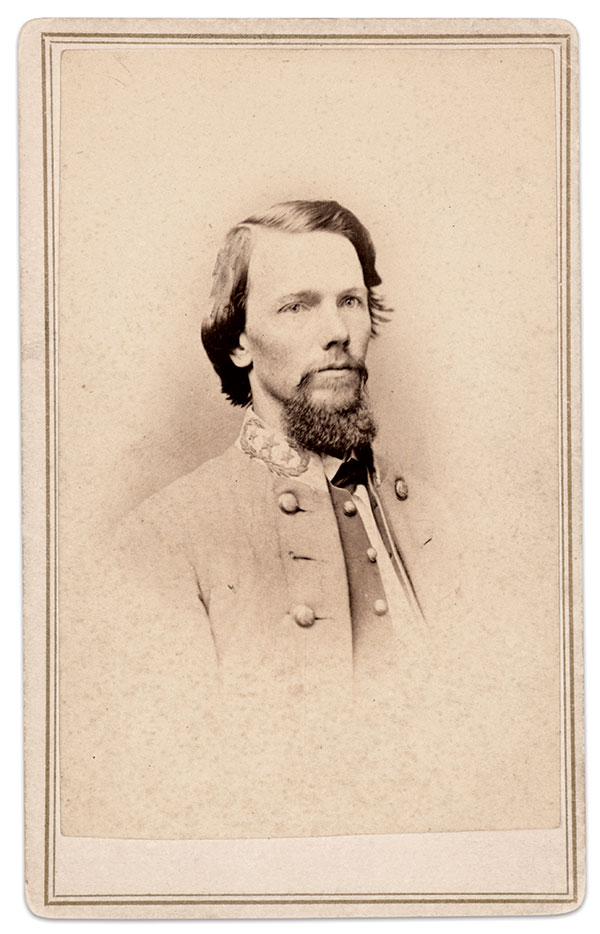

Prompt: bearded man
[{"left": 61, "top": 201, "right": 472, "bottom": 840}]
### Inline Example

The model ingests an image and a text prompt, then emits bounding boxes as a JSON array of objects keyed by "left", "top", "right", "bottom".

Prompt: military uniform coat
[{"left": 59, "top": 418, "right": 558, "bottom": 840}]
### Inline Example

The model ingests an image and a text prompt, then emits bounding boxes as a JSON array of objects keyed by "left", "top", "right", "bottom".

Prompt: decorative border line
[
  {"left": 42, "top": 32, "right": 572, "bottom": 38},
  {"left": 40, "top": 30, "right": 578, "bottom": 910}
]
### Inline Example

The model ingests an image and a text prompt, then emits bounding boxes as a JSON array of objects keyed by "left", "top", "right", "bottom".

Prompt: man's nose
[{"left": 319, "top": 301, "right": 350, "bottom": 348}]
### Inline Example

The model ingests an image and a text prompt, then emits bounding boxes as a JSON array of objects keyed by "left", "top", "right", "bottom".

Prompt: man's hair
[{"left": 201, "top": 199, "right": 392, "bottom": 407}]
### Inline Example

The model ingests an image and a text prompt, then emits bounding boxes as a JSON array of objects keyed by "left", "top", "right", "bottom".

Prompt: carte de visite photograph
[{"left": 20, "top": 17, "right": 583, "bottom": 919}]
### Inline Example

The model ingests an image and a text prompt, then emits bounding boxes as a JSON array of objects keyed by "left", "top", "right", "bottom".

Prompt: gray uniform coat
[{"left": 60, "top": 428, "right": 558, "bottom": 839}]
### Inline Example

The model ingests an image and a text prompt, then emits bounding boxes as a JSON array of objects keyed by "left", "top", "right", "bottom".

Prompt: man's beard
[{"left": 281, "top": 364, "right": 377, "bottom": 459}]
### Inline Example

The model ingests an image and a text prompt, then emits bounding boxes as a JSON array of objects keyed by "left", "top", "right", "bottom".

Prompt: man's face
[{"left": 233, "top": 228, "right": 372, "bottom": 425}]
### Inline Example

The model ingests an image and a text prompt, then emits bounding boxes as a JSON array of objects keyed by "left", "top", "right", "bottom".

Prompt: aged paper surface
[{"left": 20, "top": 17, "right": 584, "bottom": 918}]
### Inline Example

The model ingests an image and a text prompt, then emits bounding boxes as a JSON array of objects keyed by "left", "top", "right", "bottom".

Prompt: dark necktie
[{"left": 330, "top": 457, "right": 369, "bottom": 494}]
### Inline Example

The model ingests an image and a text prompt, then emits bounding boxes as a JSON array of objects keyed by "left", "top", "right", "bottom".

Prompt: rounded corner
[
  {"left": 571, "top": 881, "right": 587, "bottom": 914},
  {"left": 18, "top": 18, "right": 53, "bottom": 58},
  {"left": 24, "top": 883, "right": 52, "bottom": 920},
  {"left": 556, "top": 882, "right": 587, "bottom": 916},
  {"left": 18, "top": 18, "right": 48, "bottom": 42},
  {"left": 557, "top": 19, "right": 580, "bottom": 44}
]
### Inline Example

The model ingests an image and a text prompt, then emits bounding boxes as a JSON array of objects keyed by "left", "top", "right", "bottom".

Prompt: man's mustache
[{"left": 298, "top": 359, "right": 369, "bottom": 390}]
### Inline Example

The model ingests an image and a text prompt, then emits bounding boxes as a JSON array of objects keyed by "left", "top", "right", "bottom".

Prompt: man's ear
[{"left": 230, "top": 331, "right": 252, "bottom": 369}]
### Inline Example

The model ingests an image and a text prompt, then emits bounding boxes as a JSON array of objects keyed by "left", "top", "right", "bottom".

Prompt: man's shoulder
[
  {"left": 119, "top": 443, "right": 263, "bottom": 538},
  {"left": 373, "top": 446, "right": 456, "bottom": 542},
  {"left": 373, "top": 447, "right": 434, "bottom": 503},
  {"left": 150, "top": 444, "right": 249, "bottom": 502}
]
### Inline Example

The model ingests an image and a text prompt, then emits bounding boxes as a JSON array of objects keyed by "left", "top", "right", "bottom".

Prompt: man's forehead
[{"left": 247, "top": 227, "right": 365, "bottom": 299}]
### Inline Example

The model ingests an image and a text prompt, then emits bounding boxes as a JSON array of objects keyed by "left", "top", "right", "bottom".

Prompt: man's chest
[{"left": 185, "top": 462, "right": 460, "bottom": 690}]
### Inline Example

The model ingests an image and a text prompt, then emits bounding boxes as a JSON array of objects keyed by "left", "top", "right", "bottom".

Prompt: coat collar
[
  {"left": 235, "top": 409, "right": 378, "bottom": 488},
  {"left": 236, "top": 410, "right": 311, "bottom": 478}
]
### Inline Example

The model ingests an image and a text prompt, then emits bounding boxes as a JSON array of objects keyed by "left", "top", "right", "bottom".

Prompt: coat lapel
[{"left": 374, "top": 454, "right": 462, "bottom": 627}]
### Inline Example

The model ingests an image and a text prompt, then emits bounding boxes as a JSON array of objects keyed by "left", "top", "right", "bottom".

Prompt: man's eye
[
  {"left": 340, "top": 296, "right": 362, "bottom": 308},
  {"left": 280, "top": 302, "right": 306, "bottom": 314}
]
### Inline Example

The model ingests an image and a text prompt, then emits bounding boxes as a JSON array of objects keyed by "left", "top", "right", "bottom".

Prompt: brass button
[
  {"left": 343, "top": 499, "right": 357, "bottom": 517},
  {"left": 394, "top": 477, "right": 409, "bottom": 501},
  {"left": 367, "top": 547, "right": 377, "bottom": 563},
  {"left": 291, "top": 604, "right": 316, "bottom": 628},
  {"left": 278, "top": 491, "right": 300, "bottom": 514},
  {"left": 374, "top": 599, "right": 388, "bottom": 616}
]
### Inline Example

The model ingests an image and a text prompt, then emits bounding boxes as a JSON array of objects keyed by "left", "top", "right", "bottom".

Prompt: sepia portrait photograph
[{"left": 19, "top": 16, "right": 583, "bottom": 918}]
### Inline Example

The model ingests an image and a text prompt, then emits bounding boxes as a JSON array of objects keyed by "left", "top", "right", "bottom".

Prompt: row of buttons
[
  {"left": 278, "top": 479, "right": 397, "bottom": 628},
  {"left": 278, "top": 492, "right": 360, "bottom": 517},
  {"left": 277, "top": 477, "right": 409, "bottom": 516},
  {"left": 286, "top": 599, "right": 388, "bottom": 628}
]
